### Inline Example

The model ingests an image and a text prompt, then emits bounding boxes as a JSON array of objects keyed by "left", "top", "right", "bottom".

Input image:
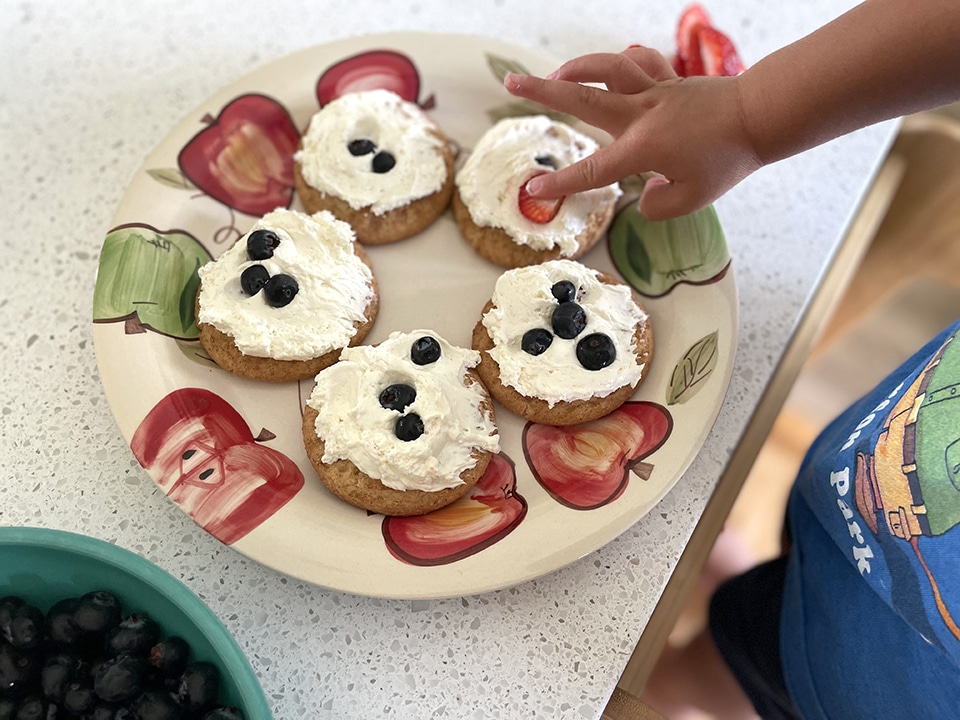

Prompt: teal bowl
[{"left": 0, "top": 526, "right": 272, "bottom": 719}]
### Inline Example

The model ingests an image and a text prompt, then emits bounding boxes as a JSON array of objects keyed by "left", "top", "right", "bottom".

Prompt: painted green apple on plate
[
  {"left": 93, "top": 224, "right": 212, "bottom": 339},
  {"left": 609, "top": 201, "right": 730, "bottom": 298}
]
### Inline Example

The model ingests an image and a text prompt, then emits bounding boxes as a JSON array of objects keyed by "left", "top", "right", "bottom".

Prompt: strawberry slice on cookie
[{"left": 518, "top": 177, "right": 564, "bottom": 224}]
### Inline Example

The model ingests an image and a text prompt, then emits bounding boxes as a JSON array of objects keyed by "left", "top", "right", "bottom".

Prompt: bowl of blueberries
[{"left": 0, "top": 526, "right": 272, "bottom": 720}]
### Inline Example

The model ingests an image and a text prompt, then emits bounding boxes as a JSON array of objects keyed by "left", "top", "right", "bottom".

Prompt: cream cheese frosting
[
  {"left": 455, "top": 116, "right": 622, "bottom": 255},
  {"left": 482, "top": 260, "right": 646, "bottom": 406},
  {"left": 307, "top": 330, "right": 500, "bottom": 492},
  {"left": 294, "top": 89, "right": 448, "bottom": 215},
  {"left": 196, "top": 208, "right": 375, "bottom": 361}
]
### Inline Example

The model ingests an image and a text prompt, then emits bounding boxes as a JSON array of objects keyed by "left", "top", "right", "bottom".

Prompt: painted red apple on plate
[
  {"left": 316, "top": 49, "right": 427, "bottom": 107},
  {"left": 524, "top": 401, "right": 673, "bottom": 510},
  {"left": 131, "top": 388, "right": 304, "bottom": 545},
  {"left": 177, "top": 93, "right": 300, "bottom": 216},
  {"left": 382, "top": 453, "right": 527, "bottom": 566}
]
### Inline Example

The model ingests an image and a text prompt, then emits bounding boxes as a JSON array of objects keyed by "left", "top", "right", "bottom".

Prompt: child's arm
[{"left": 505, "top": 0, "right": 960, "bottom": 220}]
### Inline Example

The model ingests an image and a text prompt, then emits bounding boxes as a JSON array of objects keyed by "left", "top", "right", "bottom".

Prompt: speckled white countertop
[{"left": 0, "top": 1, "right": 893, "bottom": 718}]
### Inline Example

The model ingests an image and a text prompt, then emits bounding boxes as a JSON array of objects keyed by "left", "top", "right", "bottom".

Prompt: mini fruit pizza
[
  {"left": 302, "top": 330, "right": 500, "bottom": 516},
  {"left": 472, "top": 259, "right": 653, "bottom": 425},
  {"left": 293, "top": 89, "right": 456, "bottom": 245},
  {"left": 196, "top": 208, "right": 379, "bottom": 383},
  {"left": 453, "top": 116, "right": 621, "bottom": 268}
]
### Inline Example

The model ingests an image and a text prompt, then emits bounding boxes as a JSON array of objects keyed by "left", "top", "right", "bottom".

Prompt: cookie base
[
  {"left": 294, "top": 131, "right": 456, "bottom": 246},
  {"left": 301, "top": 405, "right": 493, "bottom": 516},
  {"left": 197, "top": 244, "right": 379, "bottom": 383},
  {"left": 451, "top": 188, "right": 615, "bottom": 269}
]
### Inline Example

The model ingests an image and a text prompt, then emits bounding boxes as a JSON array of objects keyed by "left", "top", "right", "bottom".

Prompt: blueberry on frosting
[
  {"left": 521, "top": 328, "right": 553, "bottom": 356},
  {"left": 379, "top": 383, "right": 416, "bottom": 412},
  {"left": 410, "top": 336, "right": 441, "bottom": 365},
  {"left": 551, "top": 280, "right": 576, "bottom": 304},
  {"left": 240, "top": 265, "right": 270, "bottom": 296},
  {"left": 551, "top": 301, "right": 587, "bottom": 340},
  {"left": 394, "top": 413, "right": 425, "bottom": 442},
  {"left": 348, "top": 138, "right": 376, "bottom": 156},
  {"left": 246, "top": 229, "right": 280, "bottom": 260},
  {"left": 576, "top": 333, "right": 616, "bottom": 371},
  {"left": 263, "top": 274, "right": 298, "bottom": 308}
]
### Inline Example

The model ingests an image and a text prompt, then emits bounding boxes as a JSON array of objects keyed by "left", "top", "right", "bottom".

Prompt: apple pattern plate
[{"left": 92, "top": 32, "right": 738, "bottom": 599}]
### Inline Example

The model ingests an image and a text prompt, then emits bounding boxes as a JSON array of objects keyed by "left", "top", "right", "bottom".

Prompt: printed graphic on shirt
[{"left": 851, "top": 330, "right": 960, "bottom": 645}]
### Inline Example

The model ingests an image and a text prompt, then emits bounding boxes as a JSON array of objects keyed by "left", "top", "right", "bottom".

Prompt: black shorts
[{"left": 708, "top": 555, "right": 801, "bottom": 720}]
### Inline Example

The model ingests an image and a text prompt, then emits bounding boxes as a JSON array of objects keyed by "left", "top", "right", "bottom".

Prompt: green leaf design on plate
[
  {"left": 175, "top": 338, "right": 218, "bottom": 367},
  {"left": 483, "top": 53, "right": 574, "bottom": 125},
  {"left": 485, "top": 53, "right": 531, "bottom": 82},
  {"left": 667, "top": 331, "right": 719, "bottom": 406},
  {"left": 93, "top": 225, "right": 212, "bottom": 340},
  {"left": 609, "top": 202, "right": 730, "bottom": 297},
  {"left": 147, "top": 168, "right": 197, "bottom": 191}
]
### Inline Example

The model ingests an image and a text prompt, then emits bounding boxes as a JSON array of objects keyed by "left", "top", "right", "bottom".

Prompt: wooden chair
[{"left": 813, "top": 110, "right": 960, "bottom": 354}]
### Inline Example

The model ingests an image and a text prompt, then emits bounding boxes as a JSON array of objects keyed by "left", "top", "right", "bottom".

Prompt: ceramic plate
[{"left": 93, "top": 32, "right": 737, "bottom": 599}]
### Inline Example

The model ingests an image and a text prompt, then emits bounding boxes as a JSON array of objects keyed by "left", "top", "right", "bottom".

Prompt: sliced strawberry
[
  {"left": 518, "top": 177, "right": 563, "bottom": 224},
  {"left": 699, "top": 25, "right": 746, "bottom": 76},
  {"left": 676, "top": 4, "right": 711, "bottom": 77}
]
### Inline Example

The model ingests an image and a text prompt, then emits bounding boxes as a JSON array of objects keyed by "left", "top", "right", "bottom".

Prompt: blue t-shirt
[{"left": 781, "top": 320, "right": 960, "bottom": 718}]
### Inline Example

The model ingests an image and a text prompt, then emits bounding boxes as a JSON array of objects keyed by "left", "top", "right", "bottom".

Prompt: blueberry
[
  {"left": 10, "top": 697, "right": 46, "bottom": 720},
  {"left": 551, "top": 302, "right": 587, "bottom": 339},
  {"left": 177, "top": 662, "right": 221, "bottom": 715},
  {"left": 239, "top": 265, "right": 270, "bottom": 296},
  {"left": 576, "top": 333, "right": 617, "bottom": 370},
  {"left": 149, "top": 637, "right": 190, "bottom": 678},
  {"left": 263, "top": 274, "right": 299, "bottom": 308},
  {"left": 395, "top": 413, "right": 424, "bottom": 442},
  {"left": 73, "top": 591, "right": 121, "bottom": 636},
  {"left": 410, "top": 336, "right": 441, "bottom": 365},
  {"left": 46, "top": 597, "right": 81, "bottom": 646},
  {"left": 40, "top": 651, "right": 77, "bottom": 702},
  {"left": 551, "top": 280, "right": 577, "bottom": 304},
  {"left": 8, "top": 604, "right": 44, "bottom": 650},
  {"left": 348, "top": 138, "right": 376, "bottom": 156},
  {"left": 0, "top": 596, "right": 24, "bottom": 641},
  {"left": 245, "top": 229, "right": 280, "bottom": 261},
  {"left": 535, "top": 154, "right": 557, "bottom": 169},
  {"left": 0, "top": 697, "right": 15, "bottom": 720},
  {"left": 371, "top": 150, "right": 396, "bottom": 173},
  {"left": 379, "top": 384, "right": 416, "bottom": 412},
  {"left": 106, "top": 614, "right": 161, "bottom": 657},
  {"left": 521, "top": 328, "right": 553, "bottom": 356},
  {"left": 94, "top": 653, "right": 148, "bottom": 703},
  {"left": 133, "top": 688, "right": 186, "bottom": 720},
  {"left": 62, "top": 682, "right": 98, "bottom": 714}
]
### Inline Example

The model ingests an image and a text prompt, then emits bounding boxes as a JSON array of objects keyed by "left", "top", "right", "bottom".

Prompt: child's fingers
[
  {"left": 525, "top": 143, "right": 639, "bottom": 199},
  {"left": 621, "top": 45, "right": 678, "bottom": 81},
  {"left": 543, "top": 53, "right": 656, "bottom": 94},
  {"left": 503, "top": 73, "right": 627, "bottom": 135}
]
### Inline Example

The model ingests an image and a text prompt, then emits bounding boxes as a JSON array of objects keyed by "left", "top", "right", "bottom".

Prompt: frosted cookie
[
  {"left": 472, "top": 259, "right": 652, "bottom": 425},
  {"left": 453, "top": 116, "right": 622, "bottom": 268},
  {"left": 302, "top": 330, "right": 500, "bottom": 516},
  {"left": 293, "top": 89, "right": 456, "bottom": 245},
  {"left": 196, "top": 208, "right": 379, "bottom": 383}
]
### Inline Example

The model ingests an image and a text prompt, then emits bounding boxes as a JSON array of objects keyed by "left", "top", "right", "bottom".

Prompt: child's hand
[{"left": 504, "top": 46, "right": 761, "bottom": 220}]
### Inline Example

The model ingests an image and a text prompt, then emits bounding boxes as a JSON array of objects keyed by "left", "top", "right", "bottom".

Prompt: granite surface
[{"left": 0, "top": 1, "right": 893, "bottom": 718}]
